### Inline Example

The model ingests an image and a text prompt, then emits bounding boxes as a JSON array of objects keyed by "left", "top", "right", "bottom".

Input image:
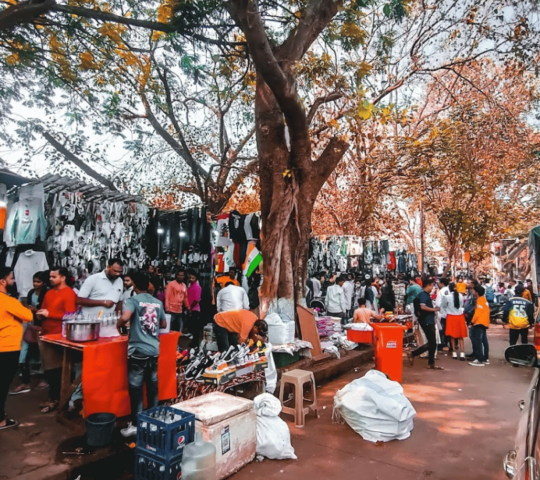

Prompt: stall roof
[
  {"left": 0, "top": 168, "right": 31, "bottom": 189},
  {"left": 27, "top": 173, "right": 142, "bottom": 203}
]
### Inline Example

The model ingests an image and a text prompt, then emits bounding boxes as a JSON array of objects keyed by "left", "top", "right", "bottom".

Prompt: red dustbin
[{"left": 372, "top": 323, "right": 407, "bottom": 383}]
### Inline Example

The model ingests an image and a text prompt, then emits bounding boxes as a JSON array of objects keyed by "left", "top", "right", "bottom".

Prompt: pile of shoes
[{"left": 183, "top": 342, "right": 268, "bottom": 384}]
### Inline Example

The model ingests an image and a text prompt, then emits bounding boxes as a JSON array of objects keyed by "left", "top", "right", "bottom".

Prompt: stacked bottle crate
[{"left": 134, "top": 406, "right": 196, "bottom": 480}]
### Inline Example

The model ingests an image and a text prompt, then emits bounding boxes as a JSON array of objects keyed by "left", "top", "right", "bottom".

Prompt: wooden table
[{"left": 40, "top": 333, "right": 180, "bottom": 417}]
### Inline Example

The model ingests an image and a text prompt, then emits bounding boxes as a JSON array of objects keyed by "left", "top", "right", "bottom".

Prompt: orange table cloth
[{"left": 41, "top": 332, "right": 180, "bottom": 417}]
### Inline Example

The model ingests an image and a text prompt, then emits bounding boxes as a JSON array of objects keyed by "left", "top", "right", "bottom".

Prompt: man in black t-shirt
[{"left": 408, "top": 278, "right": 443, "bottom": 370}]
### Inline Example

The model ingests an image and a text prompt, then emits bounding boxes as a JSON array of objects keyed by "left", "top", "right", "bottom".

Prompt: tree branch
[
  {"left": 275, "top": 0, "right": 343, "bottom": 63},
  {"left": 0, "top": 0, "right": 246, "bottom": 46},
  {"left": 42, "top": 131, "right": 118, "bottom": 191},
  {"left": 307, "top": 92, "right": 343, "bottom": 125},
  {"left": 139, "top": 91, "right": 209, "bottom": 198},
  {"left": 0, "top": 0, "right": 55, "bottom": 31},
  {"left": 313, "top": 135, "right": 350, "bottom": 183}
]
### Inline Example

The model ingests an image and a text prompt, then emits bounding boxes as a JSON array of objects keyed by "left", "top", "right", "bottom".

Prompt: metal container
[{"left": 65, "top": 321, "right": 101, "bottom": 342}]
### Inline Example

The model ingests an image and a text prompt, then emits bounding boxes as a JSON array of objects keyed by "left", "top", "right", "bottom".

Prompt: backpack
[{"left": 485, "top": 285, "right": 495, "bottom": 302}]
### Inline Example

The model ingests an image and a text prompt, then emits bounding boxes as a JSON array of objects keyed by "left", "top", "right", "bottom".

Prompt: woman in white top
[{"left": 442, "top": 283, "right": 468, "bottom": 360}]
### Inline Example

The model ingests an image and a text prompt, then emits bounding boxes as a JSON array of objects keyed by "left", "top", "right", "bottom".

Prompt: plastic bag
[
  {"left": 333, "top": 370, "right": 416, "bottom": 443},
  {"left": 254, "top": 394, "right": 297, "bottom": 460},
  {"left": 265, "top": 313, "right": 290, "bottom": 345},
  {"left": 264, "top": 345, "right": 277, "bottom": 394}
]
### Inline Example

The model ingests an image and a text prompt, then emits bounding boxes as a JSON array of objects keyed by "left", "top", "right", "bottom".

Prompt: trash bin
[
  {"left": 372, "top": 323, "right": 407, "bottom": 383},
  {"left": 86, "top": 412, "right": 116, "bottom": 447}
]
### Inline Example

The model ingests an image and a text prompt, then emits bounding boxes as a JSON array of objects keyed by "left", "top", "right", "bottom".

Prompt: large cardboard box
[{"left": 172, "top": 392, "right": 256, "bottom": 480}]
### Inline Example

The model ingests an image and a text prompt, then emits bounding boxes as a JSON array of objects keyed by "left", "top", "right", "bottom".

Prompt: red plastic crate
[{"left": 347, "top": 329, "right": 373, "bottom": 344}]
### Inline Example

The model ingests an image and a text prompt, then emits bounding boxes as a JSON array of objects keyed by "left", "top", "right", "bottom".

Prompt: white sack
[
  {"left": 254, "top": 394, "right": 297, "bottom": 460},
  {"left": 333, "top": 369, "right": 416, "bottom": 443},
  {"left": 265, "top": 313, "right": 290, "bottom": 345},
  {"left": 264, "top": 345, "right": 277, "bottom": 394}
]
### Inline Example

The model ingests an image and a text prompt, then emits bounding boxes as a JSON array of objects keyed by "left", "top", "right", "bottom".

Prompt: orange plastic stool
[{"left": 372, "top": 323, "right": 407, "bottom": 383}]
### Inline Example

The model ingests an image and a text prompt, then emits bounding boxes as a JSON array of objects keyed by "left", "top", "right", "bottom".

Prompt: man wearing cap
[{"left": 503, "top": 284, "right": 534, "bottom": 346}]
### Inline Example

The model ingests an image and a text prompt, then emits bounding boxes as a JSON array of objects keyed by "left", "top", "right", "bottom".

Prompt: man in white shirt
[
  {"left": 77, "top": 258, "right": 124, "bottom": 316},
  {"left": 436, "top": 277, "right": 450, "bottom": 349},
  {"left": 311, "top": 274, "right": 322, "bottom": 298},
  {"left": 342, "top": 275, "right": 355, "bottom": 319},
  {"left": 216, "top": 282, "right": 250, "bottom": 312},
  {"left": 326, "top": 276, "right": 347, "bottom": 324}
]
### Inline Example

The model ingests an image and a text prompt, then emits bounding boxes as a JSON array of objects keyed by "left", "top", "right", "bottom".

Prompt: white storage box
[{"left": 172, "top": 392, "right": 256, "bottom": 480}]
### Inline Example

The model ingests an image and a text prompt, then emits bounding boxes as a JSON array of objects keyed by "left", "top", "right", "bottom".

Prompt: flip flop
[
  {"left": 40, "top": 401, "right": 59, "bottom": 414},
  {"left": 0, "top": 418, "right": 18, "bottom": 430}
]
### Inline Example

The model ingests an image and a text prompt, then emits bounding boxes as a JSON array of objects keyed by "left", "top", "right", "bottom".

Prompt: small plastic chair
[{"left": 279, "top": 369, "right": 319, "bottom": 427}]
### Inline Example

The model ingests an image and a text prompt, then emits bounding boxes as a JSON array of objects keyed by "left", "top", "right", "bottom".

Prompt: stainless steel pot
[{"left": 65, "top": 321, "right": 101, "bottom": 342}]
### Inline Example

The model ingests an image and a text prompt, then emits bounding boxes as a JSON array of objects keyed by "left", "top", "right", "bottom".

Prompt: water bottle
[{"left": 181, "top": 431, "right": 216, "bottom": 480}]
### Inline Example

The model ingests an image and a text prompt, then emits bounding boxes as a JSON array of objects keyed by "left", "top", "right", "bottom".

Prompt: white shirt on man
[
  {"left": 311, "top": 278, "right": 322, "bottom": 297},
  {"left": 78, "top": 270, "right": 123, "bottom": 316},
  {"left": 342, "top": 281, "right": 355, "bottom": 311},
  {"left": 326, "top": 284, "right": 347, "bottom": 314},
  {"left": 216, "top": 284, "right": 249, "bottom": 312}
]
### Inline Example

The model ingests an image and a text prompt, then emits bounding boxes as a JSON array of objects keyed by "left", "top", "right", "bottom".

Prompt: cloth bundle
[{"left": 333, "top": 370, "right": 416, "bottom": 443}]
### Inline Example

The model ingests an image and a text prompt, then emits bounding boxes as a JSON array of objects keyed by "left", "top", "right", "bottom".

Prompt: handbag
[{"left": 23, "top": 324, "right": 42, "bottom": 344}]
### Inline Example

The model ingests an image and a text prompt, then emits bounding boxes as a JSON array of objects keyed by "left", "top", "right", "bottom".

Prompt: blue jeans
[
  {"left": 128, "top": 356, "right": 158, "bottom": 425},
  {"left": 469, "top": 326, "right": 488, "bottom": 362},
  {"left": 170, "top": 313, "right": 183, "bottom": 332}
]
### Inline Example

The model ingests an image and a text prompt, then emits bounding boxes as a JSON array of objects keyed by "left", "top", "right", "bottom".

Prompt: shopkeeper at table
[
  {"left": 213, "top": 310, "right": 268, "bottom": 351},
  {"left": 36, "top": 267, "right": 77, "bottom": 413},
  {"left": 76, "top": 258, "right": 124, "bottom": 316}
]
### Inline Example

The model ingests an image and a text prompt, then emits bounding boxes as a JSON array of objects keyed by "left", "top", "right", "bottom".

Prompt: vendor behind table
[{"left": 76, "top": 258, "right": 124, "bottom": 316}]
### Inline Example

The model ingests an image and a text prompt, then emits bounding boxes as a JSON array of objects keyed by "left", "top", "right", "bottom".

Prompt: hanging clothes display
[
  {"left": 4, "top": 198, "right": 47, "bottom": 246},
  {"left": 13, "top": 249, "right": 49, "bottom": 297}
]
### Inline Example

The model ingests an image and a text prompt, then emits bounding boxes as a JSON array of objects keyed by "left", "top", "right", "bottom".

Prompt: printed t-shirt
[{"left": 124, "top": 293, "right": 165, "bottom": 357}]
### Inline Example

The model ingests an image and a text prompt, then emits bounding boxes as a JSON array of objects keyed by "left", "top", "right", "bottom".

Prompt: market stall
[
  {"left": 308, "top": 236, "right": 419, "bottom": 279},
  {"left": 40, "top": 332, "right": 180, "bottom": 417}
]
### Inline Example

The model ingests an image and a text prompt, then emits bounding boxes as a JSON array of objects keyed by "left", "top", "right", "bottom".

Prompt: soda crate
[
  {"left": 137, "top": 406, "right": 195, "bottom": 459},
  {"left": 134, "top": 448, "right": 183, "bottom": 480}
]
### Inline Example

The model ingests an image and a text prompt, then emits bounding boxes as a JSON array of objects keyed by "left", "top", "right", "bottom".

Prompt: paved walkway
[
  {"left": 0, "top": 324, "right": 533, "bottom": 480},
  {"left": 232, "top": 324, "right": 532, "bottom": 480}
]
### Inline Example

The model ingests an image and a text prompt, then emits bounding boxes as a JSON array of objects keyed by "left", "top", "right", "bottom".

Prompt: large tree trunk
[{"left": 255, "top": 77, "right": 345, "bottom": 317}]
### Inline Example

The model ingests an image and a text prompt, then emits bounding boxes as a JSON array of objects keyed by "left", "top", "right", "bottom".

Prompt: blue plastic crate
[
  {"left": 136, "top": 406, "right": 195, "bottom": 459},
  {"left": 134, "top": 448, "right": 182, "bottom": 480}
]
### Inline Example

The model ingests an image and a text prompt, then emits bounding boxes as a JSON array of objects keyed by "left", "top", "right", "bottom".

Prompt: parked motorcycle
[{"left": 489, "top": 295, "right": 508, "bottom": 323}]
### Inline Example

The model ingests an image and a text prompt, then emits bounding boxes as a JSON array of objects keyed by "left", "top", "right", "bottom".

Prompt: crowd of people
[
  {"left": 308, "top": 271, "right": 538, "bottom": 370},
  {"left": 0, "top": 259, "right": 268, "bottom": 433}
]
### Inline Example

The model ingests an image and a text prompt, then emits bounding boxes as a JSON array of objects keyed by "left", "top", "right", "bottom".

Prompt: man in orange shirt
[
  {"left": 215, "top": 267, "right": 241, "bottom": 289},
  {"left": 0, "top": 267, "right": 33, "bottom": 429},
  {"left": 37, "top": 267, "right": 77, "bottom": 413},
  {"left": 214, "top": 310, "right": 267, "bottom": 352},
  {"left": 164, "top": 270, "right": 190, "bottom": 332},
  {"left": 469, "top": 285, "right": 490, "bottom": 366}
]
